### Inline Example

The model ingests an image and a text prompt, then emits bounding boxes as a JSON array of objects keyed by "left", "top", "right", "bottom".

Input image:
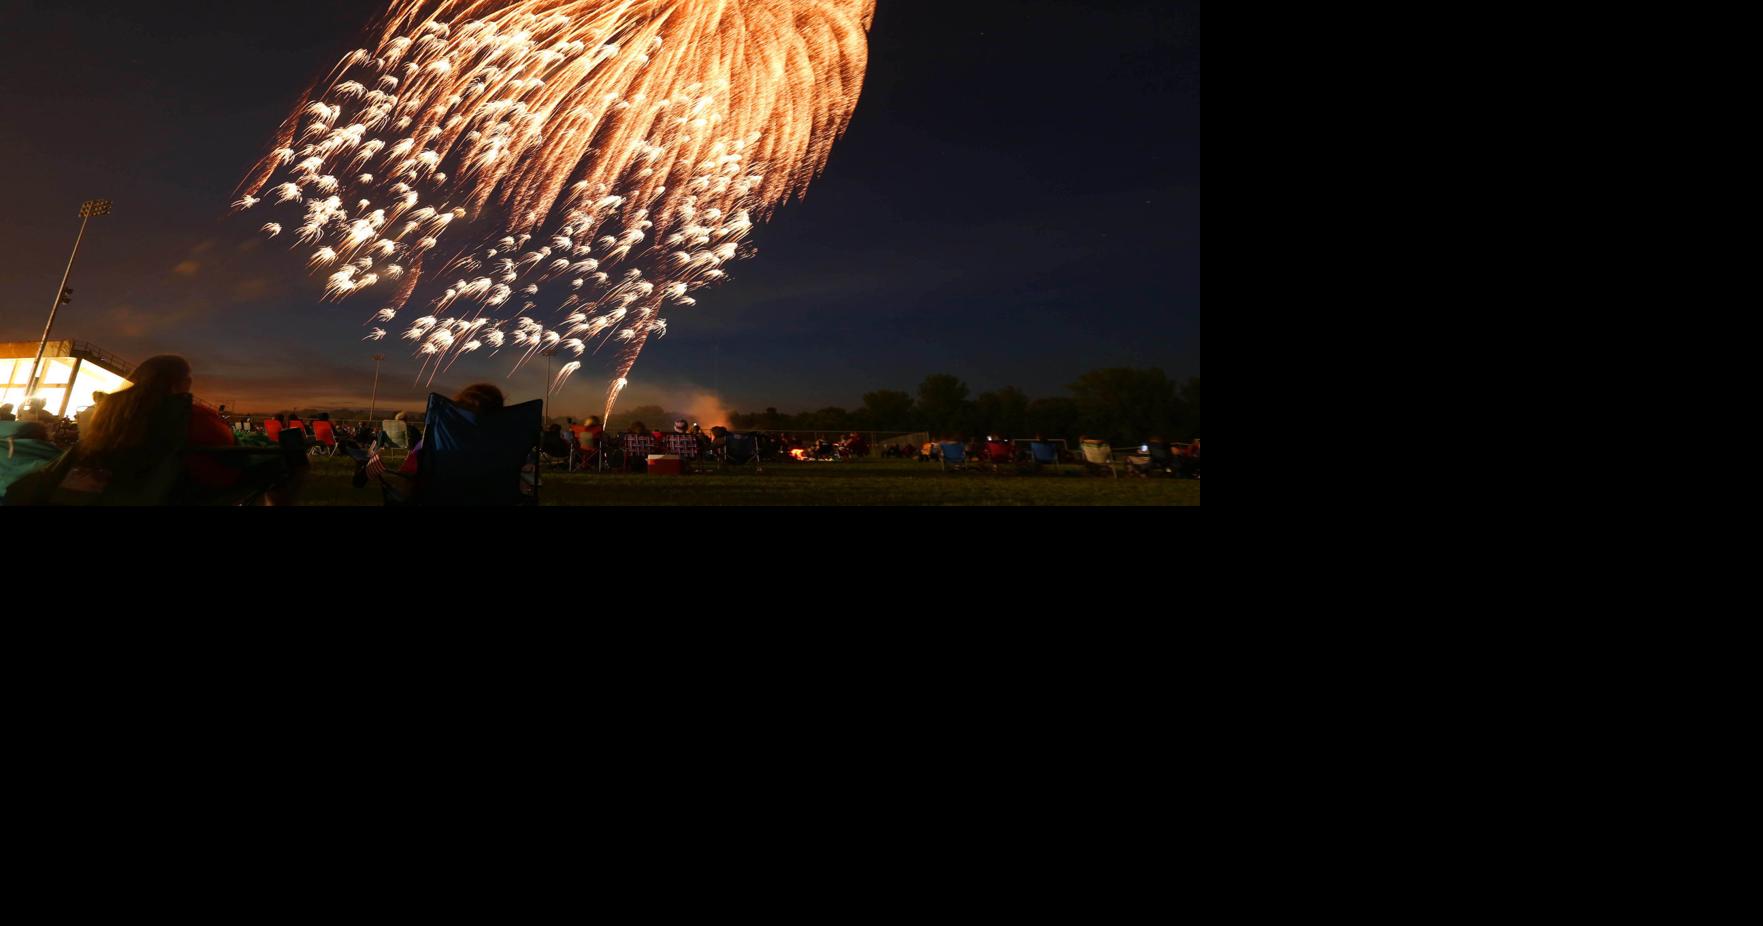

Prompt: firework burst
[{"left": 237, "top": 0, "right": 874, "bottom": 419}]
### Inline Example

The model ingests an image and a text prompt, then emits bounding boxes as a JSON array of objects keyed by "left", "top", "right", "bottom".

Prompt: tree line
[{"left": 609, "top": 368, "right": 1200, "bottom": 445}]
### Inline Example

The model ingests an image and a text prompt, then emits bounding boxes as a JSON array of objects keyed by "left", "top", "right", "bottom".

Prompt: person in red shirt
[
  {"left": 572, "top": 415, "right": 605, "bottom": 470},
  {"left": 285, "top": 413, "right": 308, "bottom": 445}
]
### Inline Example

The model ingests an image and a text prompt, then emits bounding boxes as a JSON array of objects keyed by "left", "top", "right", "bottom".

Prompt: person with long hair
[
  {"left": 80, "top": 356, "right": 226, "bottom": 474},
  {"left": 75, "top": 354, "right": 300, "bottom": 502}
]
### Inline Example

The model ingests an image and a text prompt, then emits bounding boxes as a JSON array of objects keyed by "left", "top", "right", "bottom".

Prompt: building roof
[{"left": 0, "top": 339, "right": 133, "bottom": 379}]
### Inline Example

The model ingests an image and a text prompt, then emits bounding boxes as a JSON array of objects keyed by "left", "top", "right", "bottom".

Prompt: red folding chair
[
  {"left": 983, "top": 440, "right": 1014, "bottom": 472},
  {"left": 311, "top": 420, "right": 338, "bottom": 456}
]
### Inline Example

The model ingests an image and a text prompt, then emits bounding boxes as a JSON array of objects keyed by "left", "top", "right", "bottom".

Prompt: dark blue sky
[{"left": 0, "top": 0, "right": 1199, "bottom": 417}]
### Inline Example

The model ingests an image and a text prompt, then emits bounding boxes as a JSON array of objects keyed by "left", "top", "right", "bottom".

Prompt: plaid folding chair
[
  {"left": 618, "top": 433, "right": 655, "bottom": 472},
  {"left": 661, "top": 433, "right": 702, "bottom": 471}
]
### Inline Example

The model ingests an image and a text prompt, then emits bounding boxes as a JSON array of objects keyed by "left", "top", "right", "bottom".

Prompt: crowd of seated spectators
[
  {"left": 5, "top": 363, "right": 1204, "bottom": 503},
  {"left": 898, "top": 434, "right": 1200, "bottom": 477}
]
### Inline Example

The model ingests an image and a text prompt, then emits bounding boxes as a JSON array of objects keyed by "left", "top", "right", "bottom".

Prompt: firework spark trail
[{"left": 237, "top": 0, "right": 874, "bottom": 418}]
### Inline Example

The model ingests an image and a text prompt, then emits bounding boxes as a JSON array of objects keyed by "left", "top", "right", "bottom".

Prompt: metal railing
[{"left": 68, "top": 340, "right": 134, "bottom": 375}]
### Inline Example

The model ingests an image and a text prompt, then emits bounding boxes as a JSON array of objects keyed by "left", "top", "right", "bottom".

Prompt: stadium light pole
[
  {"left": 26, "top": 199, "right": 112, "bottom": 398},
  {"left": 537, "top": 348, "right": 558, "bottom": 478},
  {"left": 367, "top": 353, "right": 386, "bottom": 423},
  {"left": 541, "top": 348, "right": 557, "bottom": 425}
]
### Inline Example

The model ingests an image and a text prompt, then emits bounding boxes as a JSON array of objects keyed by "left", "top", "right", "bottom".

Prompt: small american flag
[{"left": 365, "top": 454, "right": 385, "bottom": 479}]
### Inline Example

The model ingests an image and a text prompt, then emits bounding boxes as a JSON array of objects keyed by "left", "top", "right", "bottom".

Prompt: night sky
[{"left": 0, "top": 0, "right": 1200, "bottom": 419}]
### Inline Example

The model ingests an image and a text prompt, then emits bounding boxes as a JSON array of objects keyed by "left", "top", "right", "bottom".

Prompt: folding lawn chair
[
  {"left": 721, "top": 433, "right": 763, "bottom": 472},
  {"left": 618, "top": 433, "right": 656, "bottom": 472},
  {"left": 982, "top": 440, "right": 1014, "bottom": 473},
  {"left": 386, "top": 392, "right": 543, "bottom": 506},
  {"left": 661, "top": 433, "right": 703, "bottom": 471},
  {"left": 939, "top": 441, "right": 969, "bottom": 472},
  {"left": 311, "top": 419, "right": 338, "bottom": 456},
  {"left": 1081, "top": 439, "right": 1119, "bottom": 478}
]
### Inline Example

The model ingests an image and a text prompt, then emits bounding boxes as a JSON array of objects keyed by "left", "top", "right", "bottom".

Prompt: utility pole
[{"left": 368, "top": 353, "right": 386, "bottom": 422}]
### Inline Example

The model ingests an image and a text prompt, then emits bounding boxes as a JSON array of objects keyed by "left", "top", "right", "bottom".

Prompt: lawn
[{"left": 295, "top": 453, "right": 1201, "bottom": 506}]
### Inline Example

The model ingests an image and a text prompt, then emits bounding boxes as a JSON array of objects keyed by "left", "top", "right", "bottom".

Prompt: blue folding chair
[
  {"left": 393, "top": 392, "right": 543, "bottom": 506},
  {"left": 939, "top": 441, "right": 968, "bottom": 472},
  {"left": 1028, "top": 441, "right": 1061, "bottom": 473},
  {"left": 721, "top": 433, "right": 763, "bottom": 472}
]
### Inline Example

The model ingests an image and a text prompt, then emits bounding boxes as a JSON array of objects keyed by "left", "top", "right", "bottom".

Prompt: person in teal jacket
[{"left": 0, "top": 421, "right": 64, "bottom": 502}]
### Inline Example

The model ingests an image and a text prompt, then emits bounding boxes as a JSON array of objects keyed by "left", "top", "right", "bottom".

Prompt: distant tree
[
  {"left": 712, "top": 369, "right": 1197, "bottom": 442},
  {"left": 916, "top": 374, "right": 972, "bottom": 436},
  {"left": 801, "top": 407, "right": 851, "bottom": 431},
  {"left": 974, "top": 386, "right": 1030, "bottom": 438},
  {"left": 861, "top": 389, "right": 915, "bottom": 430},
  {"left": 606, "top": 404, "right": 669, "bottom": 432},
  {"left": 729, "top": 406, "right": 783, "bottom": 430},
  {"left": 1026, "top": 397, "right": 1080, "bottom": 442},
  {"left": 1178, "top": 376, "right": 1200, "bottom": 437},
  {"left": 1068, "top": 368, "right": 1180, "bottom": 443}
]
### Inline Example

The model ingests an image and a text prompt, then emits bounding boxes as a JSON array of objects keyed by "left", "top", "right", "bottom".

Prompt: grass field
[{"left": 295, "top": 452, "right": 1201, "bottom": 506}]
